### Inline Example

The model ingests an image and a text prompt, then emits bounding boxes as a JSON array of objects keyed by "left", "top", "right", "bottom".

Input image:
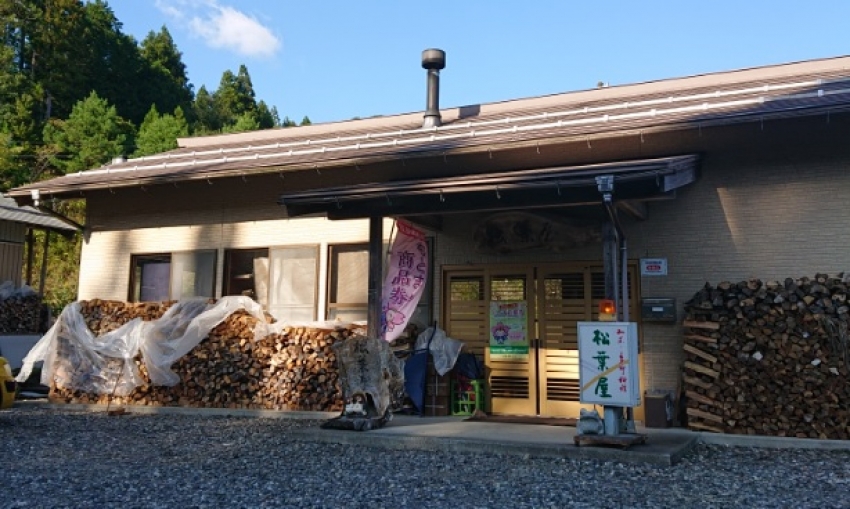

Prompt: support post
[
  {"left": 367, "top": 216, "right": 383, "bottom": 339},
  {"left": 602, "top": 221, "right": 618, "bottom": 310},
  {"left": 38, "top": 231, "right": 50, "bottom": 296},
  {"left": 26, "top": 229, "right": 35, "bottom": 285}
]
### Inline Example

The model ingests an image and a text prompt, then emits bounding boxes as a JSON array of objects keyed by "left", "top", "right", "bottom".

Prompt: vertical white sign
[{"left": 577, "top": 322, "right": 640, "bottom": 407}]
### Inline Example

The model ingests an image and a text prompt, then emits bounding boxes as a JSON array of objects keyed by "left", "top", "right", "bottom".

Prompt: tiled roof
[
  {"left": 9, "top": 55, "right": 850, "bottom": 198},
  {"left": 0, "top": 195, "right": 79, "bottom": 232}
]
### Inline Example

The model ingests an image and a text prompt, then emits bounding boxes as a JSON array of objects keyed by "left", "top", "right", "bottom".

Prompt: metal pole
[
  {"left": 367, "top": 216, "right": 383, "bottom": 339},
  {"left": 621, "top": 238, "right": 629, "bottom": 322}
]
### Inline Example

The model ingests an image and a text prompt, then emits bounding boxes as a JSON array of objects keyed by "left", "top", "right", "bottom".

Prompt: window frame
[
  {"left": 129, "top": 250, "right": 218, "bottom": 303},
  {"left": 223, "top": 247, "right": 270, "bottom": 301},
  {"left": 267, "top": 244, "right": 320, "bottom": 322},
  {"left": 326, "top": 242, "right": 370, "bottom": 321}
]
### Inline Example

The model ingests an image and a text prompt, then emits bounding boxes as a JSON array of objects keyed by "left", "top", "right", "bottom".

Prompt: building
[
  {"left": 9, "top": 54, "right": 850, "bottom": 419},
  {"left": 0, "top": 194, "right": 78, "bottom": 289}
]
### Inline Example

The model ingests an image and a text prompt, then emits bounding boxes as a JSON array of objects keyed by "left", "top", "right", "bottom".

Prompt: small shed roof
[{"left": 0, "top": 194, "right": 79, "bottom": 234}]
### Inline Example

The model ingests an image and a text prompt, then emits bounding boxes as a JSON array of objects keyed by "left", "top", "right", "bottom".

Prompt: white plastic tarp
[
  {"left": 414, "top": 326, "right": 464, "bottom": 376},
  {"left": 16, "top": 296, "right": 272, "bottom": 396},
  {"left": 0, "top": 280, "right": 37, "bottom": 299}
]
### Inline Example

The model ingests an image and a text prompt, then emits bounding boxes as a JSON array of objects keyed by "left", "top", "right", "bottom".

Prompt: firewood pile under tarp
[
  {"left": 681, "top": 273, "right": 850, "bottom": 439},
  {"left": 0, "top": 281, "right": 42, "bottom": 334},
  {"left": 18, "top": 297, "right": 361, "bottom": 412}
]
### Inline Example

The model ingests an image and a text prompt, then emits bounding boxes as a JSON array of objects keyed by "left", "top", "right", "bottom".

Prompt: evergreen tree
[
  {"left": 192, "top": 85, "right": 221, "bottom": 134},
  {"left": 139, "top": 26, "right": 194, "bottom": 124},
  {"left": 222, "top": 112, "right": 259, "bottom": 134},
  {"left": 80, "top": 0, "right": 146, "bottom": 124},
  {"left": 42, "top": 91, "right": 134, "bottom": 174},
  {"left": 300, "top": 116, "right": 312, "bottom": 126},
  {"left": 256, "top": 100, "right": 276, "bottom": 129},
  {"left": 0, "top": 42, "right": 43, "bottom": 189},
  {"left": 134, "top": 105, "right": 188, "bottom": 157},
  {"left": 215, "top": 66, "right": 256, "bottom": 124},
  {"left": 28, "top": 0, "right": 90, "bottom": 120}
]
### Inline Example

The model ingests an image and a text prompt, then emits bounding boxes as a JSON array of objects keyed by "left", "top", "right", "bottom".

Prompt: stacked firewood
[
  {"left": 79, "top": 299, "right": 174, "bottom": 333},
  {"left": 0, "top": 291, "right": 42, "bottom": 334},
  {"left": 51, "top": 302, "right": 354, "bottom": 412},
  {"left": 682, "top": 274, "right": 850, "bottom": 439}
]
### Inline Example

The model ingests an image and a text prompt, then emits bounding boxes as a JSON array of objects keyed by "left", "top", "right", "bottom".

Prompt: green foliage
[
  {"left": 256, "top": 101, "right": 276, "bottom": 129},
  {"left": 22, "top": 200, "right": 84, "bottom": 315},
  {"left": 222, "top": 112, "right": 259, "bottom": 134},
  {"left": 138, "top": 26, "right": 194, "bottom": 125},
  {"left": 1, "top": 0, "right": 309, "bottom": 311},
  {"left": 42, "top": 91, "right": 135, "bottom": 174},
  {"left": 300, "top": 116, "right": 312, "bottom": 126},
  {"left": 134, "top": 105, "right": 189, "bottom": 157},
  {"left": 192, "top": 85, "right": 221, "bottom": 134},
  {"left": 193, "top": 65, "right": 289, "bottom": 133}
]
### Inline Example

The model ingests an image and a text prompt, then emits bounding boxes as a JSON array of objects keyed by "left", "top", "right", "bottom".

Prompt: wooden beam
[
  {"left": 684, "top": 361, "right": 719, "bottom": 378},
  {"left": 26, "top": 228, "right": 34, "bottom": 285},
  {"left": 687, "top": 421, "right": 724, "bottom": 433},
  {"left": 685, "top": 333, "right": 718, "bottom": 345},
  {"left": 687, "top": 407, "right": 723, "bottom": 424},
  {"left": 401, "top": 214, "right": 442, "bottom": 232},
  {"left": 683, "top": 344, "right": 718, "bottom": 364},
  {"left": 682, "top": 375, "right": 713, "bottom": 390},
  {"left": 683, "top": 320, "right": 720, "bottom": 330},
  {"left": 685, "top": 390, "right": 719, "bottom": 407},
  {"left": 367, "top": 216, "right": 383, "bottom": 339},
  {"left": 617, "top": 200, "right": 647, "bottom": 220},
  {"left": 38, "top": 231, "right": 50, "bottom": 296}
]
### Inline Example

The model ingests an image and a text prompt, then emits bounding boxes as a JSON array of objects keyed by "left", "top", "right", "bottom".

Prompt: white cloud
[
  {"left": 155, "top": 0, "right": 281, "bottom": 59},
  {"left": 153, "top": 0, "right": 186, "bottom": 21}
]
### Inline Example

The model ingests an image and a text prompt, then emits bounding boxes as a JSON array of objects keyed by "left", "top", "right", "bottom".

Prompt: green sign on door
[{"left": 489, "top": 301, "right": 529, "bottom": 360}]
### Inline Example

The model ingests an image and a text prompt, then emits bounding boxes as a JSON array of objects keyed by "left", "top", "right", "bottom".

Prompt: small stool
[{"left": 451, "top": 379, "right": 483, "bottom": 416}]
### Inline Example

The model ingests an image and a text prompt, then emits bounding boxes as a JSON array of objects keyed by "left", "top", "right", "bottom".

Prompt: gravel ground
[{"left": 1, "top": 404, "right": 849, "bottom": 509}]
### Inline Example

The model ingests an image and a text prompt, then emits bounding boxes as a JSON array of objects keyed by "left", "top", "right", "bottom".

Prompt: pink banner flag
[{"left": 381, "top": 220, "right": 428, "bottom": 342}]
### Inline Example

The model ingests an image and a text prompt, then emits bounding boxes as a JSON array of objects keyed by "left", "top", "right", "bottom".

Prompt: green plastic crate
[{"left": 451, "top": 379, "right": 483, "bottom": 416}]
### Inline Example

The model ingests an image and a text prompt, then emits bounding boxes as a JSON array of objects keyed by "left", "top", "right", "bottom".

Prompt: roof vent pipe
[{"left": 421, "top": 48, "right": 446, "bottom": 129}]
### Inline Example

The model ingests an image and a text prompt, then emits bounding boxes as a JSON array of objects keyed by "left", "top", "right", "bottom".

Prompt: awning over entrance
[{"left": 278, "top": 155, "right": 699, "bottom": 219}]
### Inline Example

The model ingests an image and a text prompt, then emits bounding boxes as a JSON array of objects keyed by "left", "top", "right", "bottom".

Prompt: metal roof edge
[{"left": 173, "top": 54, "right": 850, "bottom": 151}]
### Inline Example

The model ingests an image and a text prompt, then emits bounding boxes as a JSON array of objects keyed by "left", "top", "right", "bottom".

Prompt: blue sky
[{"left": 108, "top": 1, "right": 850, "bottom": 125}]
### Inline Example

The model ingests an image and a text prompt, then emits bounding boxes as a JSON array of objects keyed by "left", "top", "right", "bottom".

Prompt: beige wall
[
  {"left": 79, "top": 113, "right": 850, "bottom": 394},
  {"left": 79, "top": 214, "right": 395, "bottom": 303},
  {"left": 434, "top": 121, "right": 850, "bottom": 393}
]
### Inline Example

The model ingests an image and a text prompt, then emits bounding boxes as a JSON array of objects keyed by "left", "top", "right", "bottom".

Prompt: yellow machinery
[{"left": 0, "top": 357, "right": 16, "bottom": 409}]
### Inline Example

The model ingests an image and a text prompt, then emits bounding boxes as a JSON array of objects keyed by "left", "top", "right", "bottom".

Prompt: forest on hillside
[{"left": 1, "top": 0, "right": 310, "bottom": 313}]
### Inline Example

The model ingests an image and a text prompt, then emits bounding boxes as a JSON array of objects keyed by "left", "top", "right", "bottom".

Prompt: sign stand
[{"left": 574, "top": 321, "right": 647, "bottom": 449}]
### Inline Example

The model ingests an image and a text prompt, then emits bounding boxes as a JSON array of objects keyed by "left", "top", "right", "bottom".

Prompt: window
[
  {"left": 224, "top": 248, "right": 269, "bottom": 302},
  {"left": 130, "top": 251, "right": 216, "bottom": 302},
  {"left": 491, "top": 276, "right": 526, "bottom": 301},
  {"left": 224, "top": 246, "right": 320, "bottom": 323},
  {"left": 268, "top": 246, "right": 318, "bottom": 322},
  {"left": 131, "top": 254, "right": 171, "bottom": 302},
  {"left": 327, "top": 243, "right": 369, "bottom": 321},
  {"left": 450, "top": 276, "right": 484, "bottom": 302}
]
